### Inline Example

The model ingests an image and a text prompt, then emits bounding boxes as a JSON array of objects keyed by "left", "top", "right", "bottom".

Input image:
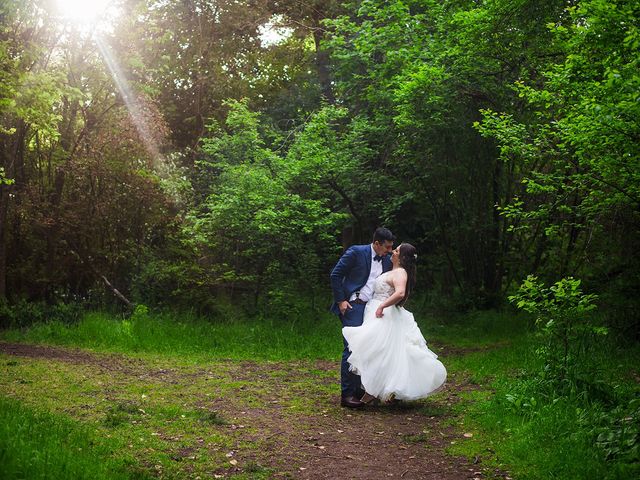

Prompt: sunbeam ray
[{"left": 95, "top": 35, "right": 162, "bottom": 167}]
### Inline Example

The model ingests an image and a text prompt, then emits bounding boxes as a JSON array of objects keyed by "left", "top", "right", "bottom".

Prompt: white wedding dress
[{"left": 343, "top": 271, "right": 447, "bottom": 401}]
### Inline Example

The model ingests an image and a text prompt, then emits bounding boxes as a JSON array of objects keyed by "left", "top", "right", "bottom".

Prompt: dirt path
[{"left": 0, "top": 342, "right": 500, "bottom": 480}]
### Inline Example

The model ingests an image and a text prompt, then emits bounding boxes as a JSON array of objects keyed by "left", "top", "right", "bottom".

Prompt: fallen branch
[
  {"left": 97, "top": 272, "right": 134, "bottom": 308},
  {"left": 65, "top": 243, "right": 133, "bottom": 308}
]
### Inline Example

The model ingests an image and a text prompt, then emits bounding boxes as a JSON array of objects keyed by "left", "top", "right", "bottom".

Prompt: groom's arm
[{"left": 330, "top": 246, "right": 358, "bottom": 304}]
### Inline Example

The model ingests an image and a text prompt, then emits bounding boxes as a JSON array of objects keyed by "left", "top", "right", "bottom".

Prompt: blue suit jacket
[{"left": 330, "top": 244, "right": 392, "bottom": 315}]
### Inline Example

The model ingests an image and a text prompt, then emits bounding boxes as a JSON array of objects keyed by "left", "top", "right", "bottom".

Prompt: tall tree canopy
[{"left": 0, "top": 0, "right": 637, "bottom": 335}]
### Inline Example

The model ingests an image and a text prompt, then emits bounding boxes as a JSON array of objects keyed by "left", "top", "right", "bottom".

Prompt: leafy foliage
[
  {"left": 475, "top": 0, "right": 640, "bottom": 317},
  {"left": 1, "top": 0, "right": 637, "bottom": 320},
  {"left": 510, "top": 275, "right": 604, "bottom": 389},
  {"left": 184, "top": 100, "right": 348, "bottom": 314}
]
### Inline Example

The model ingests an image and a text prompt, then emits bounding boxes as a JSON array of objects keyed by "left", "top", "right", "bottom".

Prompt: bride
[{"left": 342, "top": 243, "right": 447, "bottom": 402}]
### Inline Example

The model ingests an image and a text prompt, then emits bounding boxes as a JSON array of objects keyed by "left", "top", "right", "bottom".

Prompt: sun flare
[{"left": 56, "top": 0, "right": 113, "bottom": 24}]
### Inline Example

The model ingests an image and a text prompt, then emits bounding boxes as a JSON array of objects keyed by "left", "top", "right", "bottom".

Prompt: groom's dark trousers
[{"left": 339, "top": 302, "right": 367, "bottom": 397}]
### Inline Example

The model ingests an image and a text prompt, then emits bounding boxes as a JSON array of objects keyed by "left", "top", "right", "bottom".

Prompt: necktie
[{"left": 373, "top": 255, "right": 383, "bottom": 262}]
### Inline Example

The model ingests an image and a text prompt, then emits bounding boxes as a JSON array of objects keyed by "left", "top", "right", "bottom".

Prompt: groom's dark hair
[{"left": 372, "top": 227, "right": 395, "bottom": 244}]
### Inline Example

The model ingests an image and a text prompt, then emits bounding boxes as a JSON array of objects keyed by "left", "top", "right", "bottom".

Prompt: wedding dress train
[{"left": 342, "top": 271, "right": 447, "bottom": 401}]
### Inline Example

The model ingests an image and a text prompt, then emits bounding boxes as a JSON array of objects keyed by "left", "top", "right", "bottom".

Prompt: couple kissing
[{"left": 330, "top": 228, "right": 447, "bottom": 409}]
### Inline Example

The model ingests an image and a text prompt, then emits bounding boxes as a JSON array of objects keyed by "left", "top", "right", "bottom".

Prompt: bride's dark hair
[{"left": 397, "top": 243, "right": 417, "bottom": 307}]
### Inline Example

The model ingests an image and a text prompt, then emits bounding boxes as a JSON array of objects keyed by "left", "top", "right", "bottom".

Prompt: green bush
[
  {"left": 0, "top": 299, "right": 83, "bottom": 329},
  {"left": 496, "top": 276, "right": 640, "bottom": 476},
  {"left": 510, "top": 275, "right": 606, "bottom": 393}
]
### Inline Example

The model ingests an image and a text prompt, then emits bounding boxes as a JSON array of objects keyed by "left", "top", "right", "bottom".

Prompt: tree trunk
[
  {"left": 0, "top": 121, "right": 28, "bottom": 299},
  {"left": 483, "top": 155, "right": 502, "bottom": 299},
  {"left": 312, "top": 26, "right": 334, "bottom": 104},
  {"left": 0, "top": 185, "right": 9, "bottom": 299}
]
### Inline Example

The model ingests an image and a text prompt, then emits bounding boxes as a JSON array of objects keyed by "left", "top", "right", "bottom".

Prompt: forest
[{"left": 1, "top": 0, "right": 639, "bottom": 479}]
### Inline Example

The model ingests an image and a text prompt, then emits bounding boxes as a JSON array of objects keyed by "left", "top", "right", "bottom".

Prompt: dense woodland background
[
  {"left": 1, "top": 0, "right": 638, "bottom": 331},
  {"left": 1, "top": 1, "right": 639, "bottom": 478}
]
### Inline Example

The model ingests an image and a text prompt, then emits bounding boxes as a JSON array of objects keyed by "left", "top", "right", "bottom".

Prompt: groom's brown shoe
[{"left": 341, "top": 395, "right": 365, "bottom": 408}]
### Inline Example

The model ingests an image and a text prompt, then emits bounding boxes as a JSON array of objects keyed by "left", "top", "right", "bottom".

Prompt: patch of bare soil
[
  {"left": 1, "top": 342, "right": 138, "bottom": 372},
  {"left": 213, "top": 363, "right": 490, "bottom": 480},
  {"left": 0, "top": 342, "right": 182, "bottom": 379},
  {"left": 0, "top": 342, "right": 506, "bottom": 480},
  {"left": 238, "top": 401, "right": 478, "bottom": 480}
]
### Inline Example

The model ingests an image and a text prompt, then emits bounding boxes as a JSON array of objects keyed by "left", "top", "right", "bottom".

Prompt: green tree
[
  {"left": 324, "top": 0, "right": 569, "bottom": 304},
  {"left": 0, "top": 0, "right": 178, "bottom": 306},
  {"left": 183, "top": 100, "right": 346, "bottom": 314},
  {"left": 510, "top": 275, "right": 604, "bottom": 387},
  {"left": 476, "top": 0, "right": 640, "bottom": 328},
  {"left": 0, "top": 0, "right": 68, "bottom": 299}
]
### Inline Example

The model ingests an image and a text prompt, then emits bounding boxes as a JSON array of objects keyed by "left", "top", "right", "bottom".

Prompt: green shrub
[
  {"left": 0, "top": 299, "right": 83, "bottom": 329},
  {"left": 509, "top": 275, "right": 606, "bottom": 393}
]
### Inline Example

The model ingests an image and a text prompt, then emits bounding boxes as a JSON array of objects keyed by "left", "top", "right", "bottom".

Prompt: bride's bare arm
[{"left": 375, "top": 269, "right": 407, "bottom": 317}]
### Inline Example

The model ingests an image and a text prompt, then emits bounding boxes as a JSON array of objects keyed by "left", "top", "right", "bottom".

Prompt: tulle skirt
[{"left": 342, "top": 300, "right": 447, "bottom": 401}]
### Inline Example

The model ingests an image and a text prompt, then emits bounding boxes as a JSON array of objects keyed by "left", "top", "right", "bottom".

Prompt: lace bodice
[{"left": 372, "top": 272, "right": 395, "bottom": 301}]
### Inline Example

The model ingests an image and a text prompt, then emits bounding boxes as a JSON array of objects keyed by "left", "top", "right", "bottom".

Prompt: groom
[{"left": 330, "top": 227, "right": 394, "bottom": 408}]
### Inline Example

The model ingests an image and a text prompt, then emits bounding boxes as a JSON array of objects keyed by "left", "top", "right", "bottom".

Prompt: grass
[
  {"left": 451, "top": 393, "right": 634, "bottom": 479},
  {"left": 0, "top": 328, "right": 339, "bottom": 480},
  {"left": 0, "top": 310, "right": 344, "bottom": 361},
  {"left": 0, "top": 307, "right": 530, "bottom": 362},
  {"left": 0, "top": 396, "right": 147, "bottom": 480},
  {"left": 445, "top": 334, "right": 640, "bottom": 480},
  {"left": 1, "top": 308, "right": 639, "bottom": 479},
  {"left": 418, "top": 308, "right": 534, "bottom": 348}
]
